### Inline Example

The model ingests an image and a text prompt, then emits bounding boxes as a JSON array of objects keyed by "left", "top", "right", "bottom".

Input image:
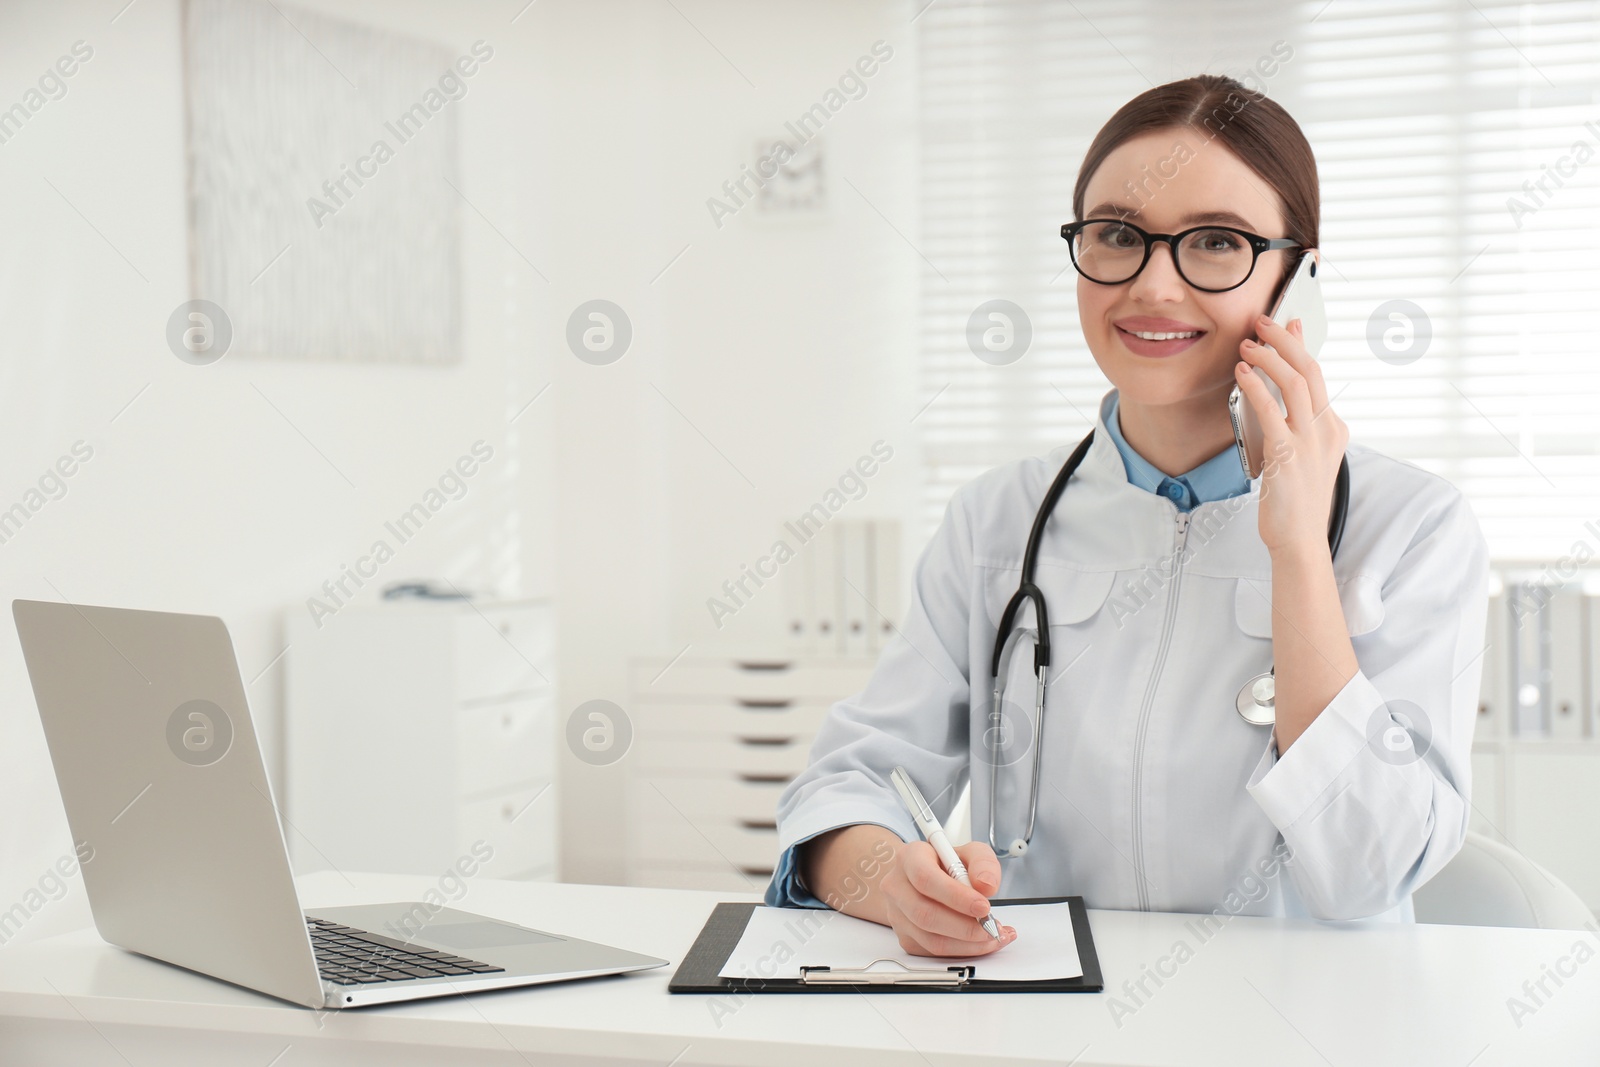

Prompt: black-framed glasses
[{"left": 1060, "top": 219, "right": 1300, "bottom": 293}]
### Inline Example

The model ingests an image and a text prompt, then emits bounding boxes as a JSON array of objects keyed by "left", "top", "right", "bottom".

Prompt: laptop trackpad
[{"left": 421, "top": 921, "right": 562, "bottom": 951}]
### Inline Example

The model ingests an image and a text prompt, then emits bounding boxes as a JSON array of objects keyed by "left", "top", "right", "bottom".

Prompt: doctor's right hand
[
  {"left": 801, "top": 824, "right": 1017, "bottom": 956},
  {"left": 880, "top": 837, "right": 1017, "bottom": 957}
]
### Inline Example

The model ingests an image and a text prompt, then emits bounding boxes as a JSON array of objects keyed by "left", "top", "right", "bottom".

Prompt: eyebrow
[{"left": 1084, "top": 202, "right": 1261, "bottom": 231}]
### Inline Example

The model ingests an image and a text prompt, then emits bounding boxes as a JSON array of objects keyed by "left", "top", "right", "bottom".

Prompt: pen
[{"left": 889, "top": 766, "right": 1002, "bottom": 942}]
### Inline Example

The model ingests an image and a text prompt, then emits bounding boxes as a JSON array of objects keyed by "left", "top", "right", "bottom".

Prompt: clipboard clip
[{"left": 798, "top": 959, "right": 975, "bottom": 987}]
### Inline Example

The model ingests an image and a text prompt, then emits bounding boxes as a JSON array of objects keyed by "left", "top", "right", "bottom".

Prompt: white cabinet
[
  {"left": 626, "top": 656, "right": 875, "bottom": 892},
  {"left": 1471, "top": 739, "right": 1600, "bottom": 913},
  {"left": 1489, "top": 578, "right": 1599, "bottom": 740},
  {"left": 285, "top": 600, "right": 557, "bottom": 882},
  {"left": 1469, "top": 573, "right": 1600, "bottom": 913}
]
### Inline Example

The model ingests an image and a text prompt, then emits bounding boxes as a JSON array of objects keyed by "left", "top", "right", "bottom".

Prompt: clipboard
[{"left": 668, "top": 895, "right": 1102, "bottom": 993}]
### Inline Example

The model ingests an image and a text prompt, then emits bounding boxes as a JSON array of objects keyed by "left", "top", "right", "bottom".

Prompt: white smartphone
[{"left": 1227, "top": 251, "right": 1326, "bottom": 478}]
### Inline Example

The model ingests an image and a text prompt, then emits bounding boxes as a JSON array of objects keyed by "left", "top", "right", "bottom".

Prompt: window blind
[{"left": 915, "top": 0, "right": 1600, "bottom": 562}]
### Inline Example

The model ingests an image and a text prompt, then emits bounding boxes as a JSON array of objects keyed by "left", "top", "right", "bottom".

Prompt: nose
[{"left": 1127, "top": 240, "right": 1187, "bottom": 305}]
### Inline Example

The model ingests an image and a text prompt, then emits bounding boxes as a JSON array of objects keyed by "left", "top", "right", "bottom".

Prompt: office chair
[{"left": 1413, "top": 830, "right": 1596, "bottom": 930}]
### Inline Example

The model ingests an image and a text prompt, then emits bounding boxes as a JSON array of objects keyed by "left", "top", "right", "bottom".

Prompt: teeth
[{"left": 1128, "top": 329, "right": 1200, "bottom": 341}]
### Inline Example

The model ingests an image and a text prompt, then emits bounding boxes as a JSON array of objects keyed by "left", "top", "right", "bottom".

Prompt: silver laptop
[{"left": 13, "top": 599, "right": 668, "bottom": 1009}]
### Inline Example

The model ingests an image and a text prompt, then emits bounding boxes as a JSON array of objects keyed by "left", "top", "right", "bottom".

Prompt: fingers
[
  {"left": 1233, "top": 357, "right": 1288, "bottom": 439},
  {"left": 1251, "top": 315, "right": 1328, "bottom": 417},
  {"left": 894, "top": 917, "right": 1017, "bottom": 958},
  {"left": 901, "top": 842, "right": 993, "bottom": 927},
  {"left": 887, "top": 887, "right": 1014, "bottom": 954},
  {"left": 1238, "top": 340, "right": 1311, "bottom": 431},
  {"left": 884, "top": 841, "right": 1017, "bottom": 955},
  {"left": 955, "top": 840, "right": 1003, "bottom": 898}
]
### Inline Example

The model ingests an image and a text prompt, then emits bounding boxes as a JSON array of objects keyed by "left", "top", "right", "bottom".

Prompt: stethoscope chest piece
[{"left": 1236, "top": 671, "right": 1276, "bottom": 726}]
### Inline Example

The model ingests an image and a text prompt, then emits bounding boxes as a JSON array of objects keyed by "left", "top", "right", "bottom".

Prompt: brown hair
[{"left": 1071, "top": 74, "right": 1319, "bottom": 263}]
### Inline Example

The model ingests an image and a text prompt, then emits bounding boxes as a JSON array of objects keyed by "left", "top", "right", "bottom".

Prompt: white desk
[{"left": 1, "top": 871, "right": 1596, "bottom": 1066}]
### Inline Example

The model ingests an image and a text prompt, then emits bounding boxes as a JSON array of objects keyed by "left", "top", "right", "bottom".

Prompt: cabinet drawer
[
  {"left": 631, "top": 775, "right": 790, "bottom": 822},
  {"left": 633, "top": 734, "right": 814, "bottom": 776},
  {"left": 457, "top": 696, "right": 555, "bottom": 799},
  {"left": 632, "top": 865, "right": 774, "bottom": 892},
  {"left": 632, "top": 659, "right": 874, "bottom": 700},
  {"left": 456, "top": 604, "right": 554, "bottom": 703},
  {"left": 630, "top": 810, "right": 781, "bottom": 870},
  {"left": 632, "top": 701, "right": 833, "bottom": 737},
  {"left": 458, "top": 780, "right": 557, "bottom": 877}
]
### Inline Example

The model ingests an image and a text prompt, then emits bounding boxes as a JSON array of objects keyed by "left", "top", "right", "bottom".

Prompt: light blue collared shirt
[
  {"left": 1102, "top": 391, "right": 1250, "bottom": 512},
  {"left": 762, "top": 391, "right": 1252, "bottom": 908}
]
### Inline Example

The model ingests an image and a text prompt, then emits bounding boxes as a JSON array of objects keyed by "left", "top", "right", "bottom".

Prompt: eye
[
  {"left": 1186, "top": 228, "right": 1245, "bottom": 254},
  {"left": 1095, "top": 224, "right": 1141, "bottom": 249}
]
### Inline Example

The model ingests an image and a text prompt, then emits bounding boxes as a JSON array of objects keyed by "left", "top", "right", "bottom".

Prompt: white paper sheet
[{"left": 717, "top": 902, "right": 1082, "bottom": 983}]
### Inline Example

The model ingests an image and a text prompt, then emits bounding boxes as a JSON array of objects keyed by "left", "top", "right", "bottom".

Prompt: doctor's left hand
[{"left": 1234, "top": 315, "right": 1350, "bottom": 556}]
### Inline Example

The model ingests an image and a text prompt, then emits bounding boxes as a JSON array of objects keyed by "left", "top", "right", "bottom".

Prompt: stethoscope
[{"left": 985, "top": 429, "right": 1351, "bottom": 859}]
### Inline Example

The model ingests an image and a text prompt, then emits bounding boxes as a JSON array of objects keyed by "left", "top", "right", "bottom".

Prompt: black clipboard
[{"left": 668, "top": 895, "right": 1102, "bottom": 993}]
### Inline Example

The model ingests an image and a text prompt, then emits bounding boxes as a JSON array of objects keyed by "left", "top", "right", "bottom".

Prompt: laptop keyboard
[{"left": 307, "top": 917, "right": 506, "bottom": 985}]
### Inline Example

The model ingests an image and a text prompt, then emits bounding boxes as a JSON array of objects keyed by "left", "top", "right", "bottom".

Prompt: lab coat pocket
[
  {"left": 1233, "top": 573, "right": 1386, "bottom": 639},
  {"left": 1037, "top": 566, "right": 1118, "bottom": 671},
  {"left": 981, "top": 564, "right": 1117, "bottom": 636},
  {"left": 981, "top": 564, "right": 1117, "bottom": 688},
  {"left": 980, "top": 565, "right": 1115, "bottom": 770}
]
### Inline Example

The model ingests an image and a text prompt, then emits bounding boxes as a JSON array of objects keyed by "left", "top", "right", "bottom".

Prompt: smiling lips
[{"left": 1114, "top": 316, "right": 1207, "bottom": 358}]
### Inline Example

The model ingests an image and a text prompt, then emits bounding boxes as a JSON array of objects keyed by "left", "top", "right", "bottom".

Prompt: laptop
[{"left": 13, "top": 599, "right": 668, "bottom": 1009}]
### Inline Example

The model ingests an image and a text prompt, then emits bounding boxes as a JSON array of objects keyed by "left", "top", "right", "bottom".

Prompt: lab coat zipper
[{"left": 1131, "top": 509, "right": 1190, "bottom": 912}]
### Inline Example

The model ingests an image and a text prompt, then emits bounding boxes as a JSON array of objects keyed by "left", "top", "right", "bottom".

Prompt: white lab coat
[{"left": 772, "top": 389, "right": 1490, "bottom": 922}]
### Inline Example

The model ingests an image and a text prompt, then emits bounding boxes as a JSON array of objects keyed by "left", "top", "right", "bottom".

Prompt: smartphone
[{"left": 1227, "top": 251, "right": 1326, "bottom": 479}]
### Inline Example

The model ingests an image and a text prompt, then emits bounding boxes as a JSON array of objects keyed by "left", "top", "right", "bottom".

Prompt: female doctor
[{"left": 763, "top": 74, "right": 1490, "bottom": 957}]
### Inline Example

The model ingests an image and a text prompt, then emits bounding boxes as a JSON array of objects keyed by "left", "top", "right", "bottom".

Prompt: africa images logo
[{"left": 166, "top": 699, "right": 233, "bottom": 767}]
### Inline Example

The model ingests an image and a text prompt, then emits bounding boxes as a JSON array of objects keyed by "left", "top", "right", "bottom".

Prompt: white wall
[
  {"left": 0, "top": 0, "right": 920, "bottom": 945},
  {"left": 534, "top": 0, "right": 921, "bottom": 885}
]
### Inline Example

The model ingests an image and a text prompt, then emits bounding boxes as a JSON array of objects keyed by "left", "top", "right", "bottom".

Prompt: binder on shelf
[
  {"left": 813, "top": 522, "right": 840, "bottom": 654},
  {"left": 1508, "top": 581, "right": 1546, "bottom": 738},
  {"left": 866, "top": 519, "right": 902, "bottom": 655},
  {"left": 782, "top": 521, "right": 817, "bottom": 654},
  {"left": 839, "top": 521, "right": 871, "bottom": 657},
  {"left": 774, "top": 514, "right": 907, "bottom": 659},
  {"left": 1478, "top": 587, "right": 1508, "bottom": 740},
  {"left": 1587, "top": 590, "right": 1600, "bottom": 741},
  {"left": 669, "top": 896, "right": 1103, "bottom": 994},
  {"left": 1550, "top": 584, "right": 1586, "bottom": 740},
  {"left": 864, "top": 521, "right": 881, "bottom": 656}
]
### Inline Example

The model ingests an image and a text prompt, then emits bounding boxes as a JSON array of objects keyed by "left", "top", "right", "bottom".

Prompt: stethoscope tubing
[{"left": 986, "top": 428, "right": 1350, "bottom": 858}]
